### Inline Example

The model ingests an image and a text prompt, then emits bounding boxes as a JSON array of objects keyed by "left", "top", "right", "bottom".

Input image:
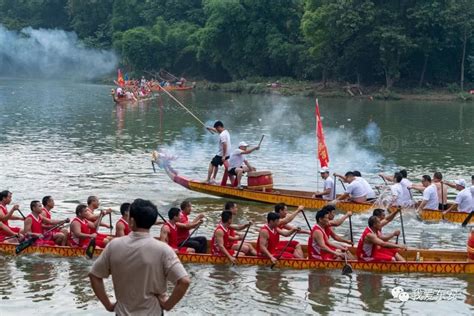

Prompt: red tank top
[
  {"left": 116, "top": 218, "right": 130, "bottom": 236},
  {"left": 27, "top": 214, "right": 44, "bottom": 234},
  {"left": 85, "top": 208, "right": 98, "bottom": 233},
  {"left": 308, "top": 224, "right": 332, "bottom": 259},
  {"left": 0, "top": 205, "right": 9, "bottom": 226},
  {"left": 70, "top": 217, "right": 91, "bottom": 247},
  {"left": 177, "top": 212, "right": 189, "bottom": 243},
  {"left": 211, "top": 223, "right": 232, "bottom": 255},
  {"left": 41, "top": 207, "right": 52, "bottom": 220},
  {"left": 257, "top": 224, "right": 279, "bottom": 255},
  {"left": 164, "top": 222, "right": 179, "bottom": 248},
  {"left": 357, "top": 227, "right": 376, "bottom": 259},
  {"left": 324, "top": 225, "right": 334, "bottom": 240}
]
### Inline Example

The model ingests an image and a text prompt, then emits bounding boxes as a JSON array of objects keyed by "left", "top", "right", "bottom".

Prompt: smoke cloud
[{"left": 0, "top": 25, "right": 117, "bottom": 80}]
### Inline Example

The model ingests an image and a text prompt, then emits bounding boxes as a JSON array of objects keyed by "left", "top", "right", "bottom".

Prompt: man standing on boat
[
  {"left": 413, "top": 175, "right": 439, "bottom": 210},
  {"left": 257, "top": 212, "right": 302, "bottom": 264},
  {"left": 89, "top": 198, "right": 190, "bottom": 315},
  {"left": 176, "top": 201, "right": 207, "bottom": 253},
  {"left": 225, "top": 201, "right": 256, "bottom": 255},
  {"left": 228, "top": 141, "right": 259, "bottom": 189},
  {"left": 357, "top": 216, "right": 406, "bottom": 262},
  {"left": 205, "top": 121, "right": 231, "bottom": 184},
  {"left": 0, "top": 190, "right": 23, "bottom": 237},
  {"left": 334, "top": 172, "right": 369, "bottom": 203},
  {"left": 312, "top": 167, "right": 335, "bottom": 200},
  {"left": 443, "top": 179, "right": 472, "bottom": 214}
]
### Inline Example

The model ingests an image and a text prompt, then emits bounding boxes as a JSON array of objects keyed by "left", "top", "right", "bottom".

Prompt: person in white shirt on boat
[
  {"left": 334, "top": 171, "right": 368, "bottom": 203},
  {"left": 414, "top": 175, "right": 439, "bottom": 210},
  {"left": 352, "top": 171, "right": 376, "bottom": 200},
  {"left": 312, "top": 167, "right": 335, "bottom": 200},
  {"left": 389, "top": 173, "right": 405, "bottom": 207},
  {"left": 443, "top": 179, "right": 472, "bottom": 214},
  {"left": 205, "top": 121, "right": 231, "bottom": 184},
  {"left": 379, "top": 169, "right": 414, "bottom": 207},
  {"left": 228, "top": 141, "right": 259, "bottom": 189}
]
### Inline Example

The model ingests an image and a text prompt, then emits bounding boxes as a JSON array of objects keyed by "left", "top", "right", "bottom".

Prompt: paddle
[
  {"left": 462, "top": 211, "right": 474, "bottom": 227},
  {"left": 271, "top": 229, "right": 299, "bottom": 269},
  {"left": 441, "top": 182, "right": 445, "bottom": 211},
  {"left": 151, "top": 161, "right": 157, "bottom": 173},
  {"left": 15, "top": 219, "right": 69, "bottom": 255},
  {"left": 348, "top": 215, "right": 354, "bottom": 245},
  {"left": 234, "top": 223, "right": 251, "bottom": 264},
  {"left": 109, "top": 213, "right": 113, "bottom": 235},
  {"left": 17, "top": 209, "right": 26, "bottom": 220},
  {"left": 258, "top": 135, "right": 265, "bottom": 147},
  {"left": 301, "top": 210, "right": 312, "bottom": 230},
  {"left": 380, "top": 175, "right": 388, "bottom": 186},
  {"left": 342, "top": 252, "right": 353, "bottom": 275},
  {"left": 157, "top": 211, "right": 168, "bottom": 224},
  {"left": 178, "top": 224, "right": 201, "bottom": 250},
  {"left": 399, "top": 207, "right": 406, "bottom": 245},
  {"left": 339, "top": 179, "right": 346, "bottom": 191},
  {"left": 86, "top": 212, "right": 105, "bottom": 259},
  {"left": 332, "top": 174, "right": 337, "bottom": 200}
]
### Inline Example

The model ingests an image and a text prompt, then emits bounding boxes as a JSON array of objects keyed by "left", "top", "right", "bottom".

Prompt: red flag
[
  {"left": 117, "top": 69, "right": 125, "bottom": 87},
  {"left": 315, "top": 99, "right": 329, "bottom": 168}
]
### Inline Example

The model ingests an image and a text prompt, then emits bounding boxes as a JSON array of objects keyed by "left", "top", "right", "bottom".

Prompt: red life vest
[
  {"left": 27, "top": 213, "right": 44, "bottom": 234},
  {"left": 308, "top": 224, "right": 335, "bottom": 259},
  {"left": 69, "top": 217, "right": 91, "bottom": 247},
  {"left": 257, "top": 224, "right": 279, "bottom": 255},
  {"left": 211, "top": 223, "right": 233, "bottom": 256},
  {"left": 116, "top": 218, "right": 130, "bottom": 236},
  {"left": 164, "top": 222, "right": 179, "bottom": 248},
  {"left": 356, "top": 227, "right": 376, "bottom": 260},
  {"left": 176, "top": 211, "right": 189, "bottom": 244}
]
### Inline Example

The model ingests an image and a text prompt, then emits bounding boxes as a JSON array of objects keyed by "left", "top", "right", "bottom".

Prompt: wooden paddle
[
  {"left": 301, "top": 210, "right": 312, "bottom": 230},
  {"left": 399, "top": 207, "right": 406, "bottom": 245},
  {"left": 157, "top": 211, "right": 168, "bottom": 224},
  {"left": 271, "top": 229, "right": 299, "bottom": 269},
  {"left": 178, "top": 224, "right": 201, "bottom": 249},
  {"left": 462, "top": 211, "right": 474, "bottom": 227},
  {"left": 234, "top": 223, "right": 251, "bottom": 264},
  {"left": 109, "top": 213, "right": 113, "bottom": 235},
  {"left": 348, "top": 215, "right": 354, "bottom": 245},
  {"left": 339, "top": 179, "right": 346, "bottom": 191},
  {"left": 258, "top": 135, "right": 265, "bottom": 147},
  {"left": 342, "top": 252, "right": 353, "bottom": 275},
  {"left": 16, "top": 219, "right": 69, "bottom": 255},
  {"left": 380, "top": 175, "right": 388, "bottom": 185},
  {"left": 17, "top": 209, "right": 26, "bottom": 220},
  {"left": 441, "top": 182, "right": 445, "bottom": 211},
  {"left": 86, "top": 212, "right": 105, "bottom": 259}
]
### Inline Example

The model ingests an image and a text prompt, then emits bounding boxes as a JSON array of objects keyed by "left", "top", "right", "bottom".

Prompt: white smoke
[{"left": 0, "top": 25, "right": 117, "bottom": 79}]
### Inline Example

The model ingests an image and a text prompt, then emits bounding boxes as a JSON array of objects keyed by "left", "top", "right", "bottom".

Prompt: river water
[{"left": 0, "top": 78, "right": 473, "bottom": 315}]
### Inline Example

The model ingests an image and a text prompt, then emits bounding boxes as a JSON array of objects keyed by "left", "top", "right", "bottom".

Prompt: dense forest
[{"left": 0, "top": 0, "right": 473, "bottom": 90}]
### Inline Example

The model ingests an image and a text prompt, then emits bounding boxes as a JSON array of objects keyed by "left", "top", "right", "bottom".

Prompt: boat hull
[
  {"left": 418, "top": 209, "right": 474, "bottom": 224},
  {"left": 150, "top": 85, "right": 193, "bottom": 92}
]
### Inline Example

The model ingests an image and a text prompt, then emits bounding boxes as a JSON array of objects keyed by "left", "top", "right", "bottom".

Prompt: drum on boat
[
  {"left": 247, "top": 171, "right": 273, "bottom": 192},
  {"left": 468, "top": 231, "right": 474, "bottom": 261}
]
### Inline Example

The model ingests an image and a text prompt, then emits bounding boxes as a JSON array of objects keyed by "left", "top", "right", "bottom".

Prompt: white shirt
[
  {"left": 355, "top": 177, "right": 376, "bottom": 199},
  {"left": 217, "top": 130, "right": 231, "bottom": 157},
  {"left": 322, "top": 176, "right": 335, "bottom": 200},
  {"left": 229, "top": 148, "right": 245, "bottom": 169},
  {"left": 390, "top": 183, "right": 404, "bottom": 206},
  {"left": 400, "top": 178, "right": 413, "bottom": 206},
  {"left": 471, "top": 185, "right": 474, "bottom": 209},
  {"left": 422, "top": 184, "right": 439, "bottom": 210},
  {"left": 455, "top": 188, "right": 473, "bottom": 213},
  {"left": 346, "top": 180, "right": 367, "bottom": 198}
]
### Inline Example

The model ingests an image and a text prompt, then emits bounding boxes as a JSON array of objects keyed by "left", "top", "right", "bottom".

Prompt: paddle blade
[
  {"left": 15, "top": 237, "right": 36, "bottom": 255},
  {"left": 342, "top": 263, "right": 353, "bottom": 275},
  {"left": 462, "top": 211, "right": 474, "bottom": 227},
  {"left": 85, "top": 238, "right": 96, "bottom": 259}
]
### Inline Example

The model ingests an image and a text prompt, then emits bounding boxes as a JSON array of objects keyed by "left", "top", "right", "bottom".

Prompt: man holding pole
[{"left": 205, "top": 121, "right": 231, "bottom": 184}]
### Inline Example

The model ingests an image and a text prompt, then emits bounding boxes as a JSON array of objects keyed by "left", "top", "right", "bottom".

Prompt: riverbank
[{"left": 195, "top": 79, "right": 474, "bottom": 102}]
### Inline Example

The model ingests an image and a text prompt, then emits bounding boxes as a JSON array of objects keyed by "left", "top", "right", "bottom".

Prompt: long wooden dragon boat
[
  {"left": 152, "top": 152, "right": 394, "bottom": 214},
  {"left": 1, "top": 241, "right": 472, "bottom": 274},
  {"left": 150, "top": 85, "right": 194, "bottom": 92},
  {"left": 417, "top": 208, "right": 474, "bottom": 224}
]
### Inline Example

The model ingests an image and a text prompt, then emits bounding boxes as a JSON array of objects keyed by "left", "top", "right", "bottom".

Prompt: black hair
[
  {"left": 221, "top": 210, "right": 233, "bottom": 223},
  {"left": 120, "top": 202, "right": 131, "bottom": 216},
  {"left": 130, "top": 199, "right": 159, "bottom": 229},
  {"left": 274, "top": 203, "right": 287, "bottom": 213},
  {"left": 180, "top": 200, "right": 191, "bottom": 210},
  {"left": 316, "top": 209, "right": 330, "bottom": 222},
  {"left": 433, "top": 172, "right": 442, "bottom": 180},
  {"left": 213, "top": 121, "right": 224, "bottom": 128},
  {"left": 394, "top": 172, "right": 403, "bottom": 183},
  {"left": 422, "top": 175, "right": 432, "bottom": 182},
  {"left": 353, "top": 170, "right": 362, "bottom": 177},
  {"left": 0, "top": 190, "right": 11, "bottom": 201},
  {"left": 321, "top": 205, "right": 336, "bottom": 213},
  {"left": 224, "top": 201, "right": 236, "bottom": 211},
  {"left": 345, "top": 171, "right": 354, "bottom": 177},
  {"left": 30, "top": 200, "right": 40, "bottom": 211},
  {"left": 400, "top": 169, "right": 408, "bottom": 178},
  {"left": 42, "top": 196, "right": 52, "bottom": 207},
  {"left": 372, "top": 208, "right": 385, "bottom": 217},
  {"left": 76, "top": 204, "right": 87, "bottom": 216},
  {"left": 368, "top": 215, "right": 379, "bottom": 228},
  {"left": 267, "top": 212, "right": 280, "bottom": 222},
  {"left": 168, "top": 207, "right": 181, "bottom": 220},
  {"left": 87, "top": 196, "right": 97, "bottom": 206}
]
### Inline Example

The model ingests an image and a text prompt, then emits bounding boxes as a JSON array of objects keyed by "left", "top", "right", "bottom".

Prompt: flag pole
[{"left": 316, "top": 98, "right": 319, "bottom": 191}]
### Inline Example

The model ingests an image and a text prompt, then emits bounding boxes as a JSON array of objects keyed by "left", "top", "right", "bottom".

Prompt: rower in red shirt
[
  {"left": 115, "top": 203, "right": 131, "bottom": 237},
  {"left": 308, "top": 208, "right": 350, "bottom": 260},
  {"left": 24, "top": 200, "right": 69, "bottom": 246},
  {"left": 357, "top": 215, "right": 406, "bottom": 262},
  {"left": 274, "top": 203, "right": 308, "bottom": 258},
  {"left": 0, "top": 190, "right": 24, "bottom": 238},
  {"left": 69, "top": 204, "right": 110, "bottom": 248},
  {"left": 0, "top": 222, "right": 24, "bottom": 243},
  {"left": 41, "top": 196, "right": 70, "bottom": 244},
  {"left": 211, "top": 210, "right": 246, "bottom": 264},
  {"left": 225, "top": 201, "right": 256, "bottom": 255},
  {"left": 176, "top": 201, "right": 207, "bottom": 253},
  {"left": 257, "top": 212, "right": 301, "bottom": 264},
  {"left": 85, "top": 196, "right": 113, "bottom": 233},
  {"left": 160, "top": 207, "right": 194, "bottom": 254}
]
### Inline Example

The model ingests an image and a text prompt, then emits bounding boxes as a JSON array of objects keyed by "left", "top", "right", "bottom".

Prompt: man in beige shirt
[{"left": 89, "top": 199, "right": 190, "bottom": 315}]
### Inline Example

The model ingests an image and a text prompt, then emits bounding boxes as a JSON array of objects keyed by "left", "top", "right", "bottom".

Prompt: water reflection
[
  {"left": 16, "top": 256, "right": 56, "bottom": 301},
  {"left": 357, "top": 273, "right": 386, "bottom": 313},
  {"left": 307, "top": 271, "right": 336, "bottom": 314},
  {"left": 0, "top": 256, "right": 14, "bottom": 298},
  {"left": 68, "top": 258, "right": 95, "bottom": 309},
  {"left": 255, "top": 267, "right": 293, "bottom": 303}
]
